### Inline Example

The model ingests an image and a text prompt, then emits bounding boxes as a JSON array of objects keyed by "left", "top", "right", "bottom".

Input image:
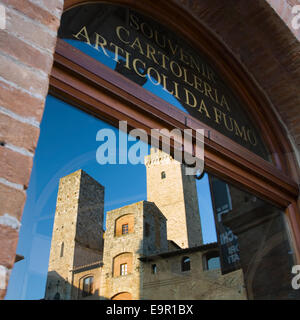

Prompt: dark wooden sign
[{"left": 58, "top": 3, "right": 270, "bottom": 161}]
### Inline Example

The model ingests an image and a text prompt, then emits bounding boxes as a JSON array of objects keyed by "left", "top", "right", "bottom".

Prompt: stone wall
[
  {"left": 45, "top": 170, "right": 104, "bottom": 300},
  {"left": 145, "top": 149, "right": 203, "bottom": 249},
  {"left": 142, "top": 249, "right": 247, "bottom": 300}
]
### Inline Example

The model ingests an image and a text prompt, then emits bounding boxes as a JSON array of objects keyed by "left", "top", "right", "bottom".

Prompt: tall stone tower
[
  {"left": 144, "top": 148, "right": 203, "bottom": 249},
  {"left": 45, "top": 170, "right": 105, "bottom": 300}
]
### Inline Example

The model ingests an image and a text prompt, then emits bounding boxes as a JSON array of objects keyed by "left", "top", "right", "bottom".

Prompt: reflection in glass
[
  {"left": 5, "top": 95, "right": 298, "bottom": 300},
  {"left": 58, "top": 3, "right": 271, "bottom": 161}
]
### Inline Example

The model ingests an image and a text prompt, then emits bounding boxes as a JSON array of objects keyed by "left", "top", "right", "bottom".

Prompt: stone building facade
[
  {"left": 44, "top": 151, "right": 246, "bottom": 300},
  {"left": 45, "top": 170, "right": 104, "bottom": 300}
]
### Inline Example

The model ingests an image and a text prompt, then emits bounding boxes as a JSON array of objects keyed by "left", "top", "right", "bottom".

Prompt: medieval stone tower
[
  {"left": 144, "top": 148, "right": 203, "bottom": 249},
  {"left": 44, "top": 170, "right": 105, "bottom": 300}
]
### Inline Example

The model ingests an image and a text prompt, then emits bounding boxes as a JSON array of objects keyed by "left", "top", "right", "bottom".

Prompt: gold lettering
[
  {"left": 116, "top": 26, "right": 130, "bottom": 44},
  {"left": 94, "top": 33, "right": 109, "bottom": 56},
  {"left": 203, "top": 81, "right": 215, "bottom": 102},
  {"left": 161, "top": 75, "right": 180, "bottom": 99},
  {"left": 73, "top": 26, "right": 91, "bottom": 45},
  {"left": 147, "top": 67, "right": 161, "bottom": 85},
  {"left": 179, "top": 48, "right": 190, "bottom": 65},
  {"left": 223, "top": 113, "right": 234, "bottom": 131},
  {"left": 220, "top": 95, "right": 230, "bottom": 111},
  {"left": 213, "top": 107, "right": 222, "bottom": 124},
  {"left": 198, "top": 99, "right": 210, "bottom": 118},
  {"left": 131, "top": 37, "right": 144, "bottom": 55},
  {"left": 233, "top": 119, "right": 248, "bottom": 141},
  {"left": 214, "top": 88, "right": 220, "bottom": 105},
  {"left": 168, "top": 39, "right": 178, "bottom": 56},
  {"left": 184, "top": 88, "right": 197, "bottom": 107},
  {"left": 129, "top": 14, "right": 139, "bottom": 30},
  {"left": 146, "top": 43, "right": 159, "bottom": 65},
  {"left": 124, "top": 50, "right": 131, "bottom": 70},
  {"left": 207, "top": 66, "right": 216, "bottom": 83},
  {"left": 247, "top": 130, "right": 257, "bottom": 146},
  {"left": 193, "top": 75, "right": 204, "bottom": 93},
  {"left": 141, "top": 22, "right": 153, "bottom": 39},
  {"left": 161, "top": 73, "right": 174, "bottom": 95},
  {"left": 157, "top": 51, "right": 169, "bottom": 70},
  {"left": 173, "top": 81, "right": 180, "bottom": 99},
  {"left": 182, "top": 68, "right": 194, "bottom": 86},
  {"left": 133, "top": 58, "right": 146, "bottom": 77},
  {"left": 170, "top": 60, "right": 182, "bottom": 78},
  {"left": 190, "top": 56, "right": 200, "bottom": 74},
  {"left": 109, "top": 42, "right": 124, "bottom": 63}
]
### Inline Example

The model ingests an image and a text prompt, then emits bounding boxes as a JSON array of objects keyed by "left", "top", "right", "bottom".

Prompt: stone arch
[
  {"left": 111, "top": 292, "right": 132, "bottom": 300},
  {"left": 115, "top": 214, "right": 135, "bottom": 236},
  {"left": 112, "top": 252, "right": 133, "bottom": 277}
]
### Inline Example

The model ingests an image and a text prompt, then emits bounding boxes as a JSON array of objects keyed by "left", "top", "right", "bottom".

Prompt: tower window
[
  {"left": 120, "top": 263, "right": 128, "bottom": 276},
  {"left": 122, "top": 224, "right": 129, "bottom": 234},
  {"left": 82, "top": 276, "right": 93, "bottom": 297},
  {"left": 151, "top": 264, "right": 157, "bottom": 274},
  {"left": 181, "top": 257, "right": 191, "bottom": 272},
  {"left": 145, "top": 223, "right": 150, "bottom": 237},
  {"left": 203, "top": 251, "right": 221, "bottom": 271},
  {"left": 161, "top": 171, "right": 166, "bottom": 179},
  {"left": 60, "top": 242, "right": 64, "bottom": 258}
]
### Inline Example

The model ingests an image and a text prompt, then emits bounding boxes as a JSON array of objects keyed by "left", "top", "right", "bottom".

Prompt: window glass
[
  {"left": 58, "top": 3, "right": 271, "bottom": 161},
  {"left": 5, "top": 95, "right": 298, "bottom": 300},
  {"left": 82, "top": 277, "right": 93, "bottom": 297},
  {"left": 181, "top": 257, "right": 191, "bottom": 272},
  {"left": 120, "top": 264, "right": 128, "bottom": 276},
  {"left": 207, "top": 257, "right": 221, "bottom": 270},
  {"left": 122, "top": 224, "right": 129, "bottom": 234}
]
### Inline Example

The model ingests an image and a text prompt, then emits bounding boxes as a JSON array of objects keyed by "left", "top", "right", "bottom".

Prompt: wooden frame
[{"left": 49, "top": 0, "right": 300, "bottom": 261}]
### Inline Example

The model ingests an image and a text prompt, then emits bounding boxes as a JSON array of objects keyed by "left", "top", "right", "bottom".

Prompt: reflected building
[{"left": 44, "top": 149, "right": 246, "bottom": 300}]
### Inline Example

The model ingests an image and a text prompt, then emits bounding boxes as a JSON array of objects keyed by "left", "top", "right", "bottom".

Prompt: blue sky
[{"left": 5, "top": 39, "right": 217, "bottom": 300}]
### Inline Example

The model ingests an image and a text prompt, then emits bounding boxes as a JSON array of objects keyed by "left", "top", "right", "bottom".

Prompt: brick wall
[{"left": 0, "top": 0, "right": 63, "bottom": 299}]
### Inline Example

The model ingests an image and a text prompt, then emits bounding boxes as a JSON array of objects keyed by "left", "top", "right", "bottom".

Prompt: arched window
[
  {"left": 113, "top": 253, "right": 133, "bottom": 277},
  {"left": 82, "top": 276, "right": 94, "bottom": 297},
  {"left": 115, "top": 214, "right": 134, "bottom": 236},
  {"left": 161, "top": 171, "right": 166, "bottom": 179},
  {"left": 181, "top": 257, "right": 191, "bottom": 272}
]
